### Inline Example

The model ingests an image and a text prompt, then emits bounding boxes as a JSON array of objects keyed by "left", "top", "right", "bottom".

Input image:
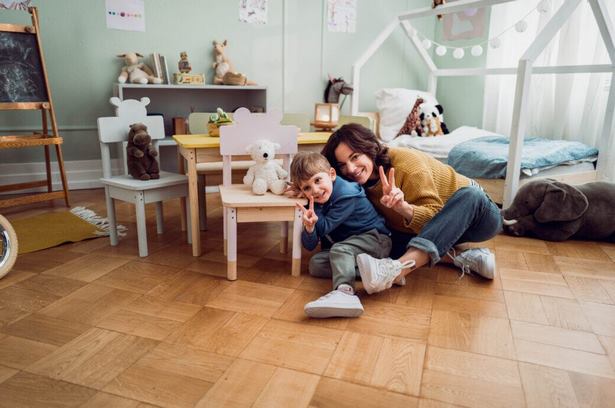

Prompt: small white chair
[
  {"left": 98, "top": 97, "right": 191, "bottom": 257},
  {"left": 218, "top": 108, "right": 305, "bottom": 280}
]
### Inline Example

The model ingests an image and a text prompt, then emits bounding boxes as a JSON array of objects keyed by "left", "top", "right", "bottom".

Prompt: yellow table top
[{"left": 173, "top": 132, "right": 331, "bottom": 149}]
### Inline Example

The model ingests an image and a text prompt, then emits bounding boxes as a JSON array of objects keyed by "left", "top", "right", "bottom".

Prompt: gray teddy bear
[{"left": 502, "top": 179, "right": 615, "bottom": 242}]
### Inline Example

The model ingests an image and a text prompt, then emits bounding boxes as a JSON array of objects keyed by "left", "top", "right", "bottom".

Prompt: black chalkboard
[{"left": 0, "top": 31, "right": 48, "bottom": 103}]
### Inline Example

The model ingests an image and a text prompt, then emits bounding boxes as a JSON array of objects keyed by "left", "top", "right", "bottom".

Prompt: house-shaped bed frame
[{"left": 350, "top": 0, "right": 614, "bottom": 207}]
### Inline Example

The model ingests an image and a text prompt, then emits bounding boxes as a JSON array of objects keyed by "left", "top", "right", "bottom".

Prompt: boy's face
[{"left": 299, "top": 168, "right": 336, "bottom": 204}]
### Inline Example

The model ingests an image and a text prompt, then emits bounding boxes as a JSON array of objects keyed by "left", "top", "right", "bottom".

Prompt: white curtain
[{"left": 482, "top": 0, "right": 615, "bottom": 180}]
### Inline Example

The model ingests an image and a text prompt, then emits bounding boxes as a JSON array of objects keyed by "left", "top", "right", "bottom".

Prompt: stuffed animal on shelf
[
  {"left": 117, "top": 52, "right": 162, "bottom": 84},
  {"left": 419, "top": 102, "right": 449, "bottom": 136},
  {"left": 502, "top": 180, "right": 615, "bottom": 242},
  {"left": 178, "top": 51, "right": 192, "bottom": 73},
  {"left": 126, "top": 123, "right": 160, "bottom": 180},
  {"left": 243, "top": 139, "right": 288, "bottom": 195},
  {"left": 212, "top": 40, "right": 234, "bottom": 85},
  {"left": 397, "top": 97, "right": 424, "bottom": 137},
  {"left": 212, "top": 40, "right": 256, "bottom": 86}
]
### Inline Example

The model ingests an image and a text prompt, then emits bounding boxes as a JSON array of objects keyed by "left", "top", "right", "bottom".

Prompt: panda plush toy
[{"left": 419, "top": 102, "right": 449, "bottom": 137}]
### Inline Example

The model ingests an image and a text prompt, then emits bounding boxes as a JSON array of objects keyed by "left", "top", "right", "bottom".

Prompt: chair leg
[
  {"left": 223, "top": 203, "right": 227, "bottom": 256},
  {"left": 291, "top": 207, "right": 302, "bottom": 277},
  {"left": 155, "top": 202, "right": 164, "bottom": 234},
  {"left": 199, "top": 174, "right": 207, "bottom": 231},
  {"left": 185, "top": 196, "right": 192, "bottom": 245},
  {"left": 280, "top": 221, "right": 288, "bottom": 254},
  {"left": 135, "top": 192, "right": 148, "bottom": 257},
  {"left": 104, "top": 186, "right": 119, "bottom": 246},
  {"left": 227, "top": 207, "right": 237, "bottom": 280}
]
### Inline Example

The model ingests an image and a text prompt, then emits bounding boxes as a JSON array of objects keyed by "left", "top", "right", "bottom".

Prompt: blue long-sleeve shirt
[{"left": 301, "top": 177, "right": 390, "bottom": 251}]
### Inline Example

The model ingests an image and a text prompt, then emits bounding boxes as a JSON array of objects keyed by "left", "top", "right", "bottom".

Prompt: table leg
[
  {"left": 178, "top": 151, "right": 187, "bottom": 232},
  {"left": 185, "top": 148, "right": 201, "bottom": 256}
]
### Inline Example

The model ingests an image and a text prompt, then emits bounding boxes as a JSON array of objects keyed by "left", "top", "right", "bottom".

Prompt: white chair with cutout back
[
  {"left": 98, "top": 97, "right": 191, "bottom": 257},
  {"left": 218, "top": 108, "right": 305, "bottom": 280}
]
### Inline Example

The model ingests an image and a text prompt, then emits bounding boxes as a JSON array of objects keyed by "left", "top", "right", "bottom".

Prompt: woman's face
[{"left": 333, "top": 142, "right": 376, "bottom": 185}]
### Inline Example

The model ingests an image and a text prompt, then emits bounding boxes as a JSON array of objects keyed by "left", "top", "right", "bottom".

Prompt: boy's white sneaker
[
  {"left": 356, "top": 254, "right": 415, "bottom": 294},
  {"left": 452, "top": 248, "right": 496, "bottom": 280},
  {"left": 304, "top": 289, "right": 364, "bottom": 318}
]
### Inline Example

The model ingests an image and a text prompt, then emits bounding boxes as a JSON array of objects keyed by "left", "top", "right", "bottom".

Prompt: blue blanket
[{"left": 448, "top": 135, "right": 598, "bottom": 179}]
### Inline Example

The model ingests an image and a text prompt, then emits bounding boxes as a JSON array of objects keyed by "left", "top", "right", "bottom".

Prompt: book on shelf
[
  {"left": 149, "top": 52, "right": 163, "bottom": 83},
  {"left": 160, "top": 55, "right": 169, "bottom": 85}
]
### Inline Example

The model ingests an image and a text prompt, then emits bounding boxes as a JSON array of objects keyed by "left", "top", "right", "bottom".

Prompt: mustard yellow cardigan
[{"left": 366, "top": 147, "right": 471, "bottom": 234}]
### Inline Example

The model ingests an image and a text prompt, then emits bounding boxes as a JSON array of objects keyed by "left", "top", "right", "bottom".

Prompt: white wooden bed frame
[{"left": 350, "top": 0, "right": 615, "bottom": 207}]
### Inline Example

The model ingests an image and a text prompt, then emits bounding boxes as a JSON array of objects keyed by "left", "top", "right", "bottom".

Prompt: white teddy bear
[{"left": 243, "top": 139, "right": 288, "bottom": 195}]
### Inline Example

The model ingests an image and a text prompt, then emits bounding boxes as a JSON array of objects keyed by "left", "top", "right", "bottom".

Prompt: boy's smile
[{"left": 299, "top": 169, "right": 336, "bottom": 204}]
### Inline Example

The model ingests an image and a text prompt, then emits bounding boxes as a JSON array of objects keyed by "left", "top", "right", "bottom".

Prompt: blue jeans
[{"left": 393, "top": 185, "right": 502, "bottom": 266}]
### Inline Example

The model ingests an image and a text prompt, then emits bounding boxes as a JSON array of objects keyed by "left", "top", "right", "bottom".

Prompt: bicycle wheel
[{"left": 0, "top": 214, "right": 18, "bottom": 279}]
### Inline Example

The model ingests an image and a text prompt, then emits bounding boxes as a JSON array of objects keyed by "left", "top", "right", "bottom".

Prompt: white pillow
[{"left": 375, "top": 88, "right": 438, "bottom": 142}]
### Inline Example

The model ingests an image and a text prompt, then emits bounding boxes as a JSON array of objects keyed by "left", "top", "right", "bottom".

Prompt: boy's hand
[
  {"left": 379, "top": 166, "right": 405, "bottom": 211},
  {"left": 296, "top": 195, "right": 318, "bottom": 233},
  {"left": 284, "top": 182, "right": 303, "bottom": 198}
]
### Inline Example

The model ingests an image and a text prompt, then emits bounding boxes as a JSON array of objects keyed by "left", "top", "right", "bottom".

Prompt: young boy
[{"left": 290, "top": 151, "right": 392, "bottom": 318}]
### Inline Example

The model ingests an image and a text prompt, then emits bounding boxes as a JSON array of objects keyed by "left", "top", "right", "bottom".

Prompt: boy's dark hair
[
  {"left": 290, "top": 151, "right": 331, "bottom": 188},
  {"left": 321, "top": 123, "right": 391, "bottom": 176}
]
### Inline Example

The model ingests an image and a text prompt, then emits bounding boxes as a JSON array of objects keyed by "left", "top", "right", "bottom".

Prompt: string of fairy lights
[{"left": 410, "top": 0, "right": 552, "bottom": 59}]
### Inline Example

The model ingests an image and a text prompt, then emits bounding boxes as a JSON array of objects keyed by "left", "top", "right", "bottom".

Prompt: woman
[{"left": 320, "top": 123, "right": 502, "bottom": 294}]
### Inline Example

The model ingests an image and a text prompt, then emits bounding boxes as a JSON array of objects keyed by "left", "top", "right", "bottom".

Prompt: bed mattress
[{"left": 387, "top": 126, "right": 598, "bottom": 179}]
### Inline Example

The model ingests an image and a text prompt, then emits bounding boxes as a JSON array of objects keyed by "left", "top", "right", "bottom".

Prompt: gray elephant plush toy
[{"left": 502, "top": 179, "right": 615, "bottom": 242}]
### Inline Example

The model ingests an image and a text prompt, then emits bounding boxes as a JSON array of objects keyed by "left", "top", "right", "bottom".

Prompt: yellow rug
[{"left": 12, "top": 207, "right": 125, "bottom": 254}]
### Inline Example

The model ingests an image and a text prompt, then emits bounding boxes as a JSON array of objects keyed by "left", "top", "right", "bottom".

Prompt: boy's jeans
[
  {"left": 309, "top": 229, "right": 392, "bottom": 290},
  {"left": 404, "top": 184, "right": 502, "bottom": 265}
]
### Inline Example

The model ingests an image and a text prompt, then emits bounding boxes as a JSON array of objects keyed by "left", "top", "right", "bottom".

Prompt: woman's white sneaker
[
  {"left": 452, "top": 248, "right": 496, "bottom": 280},
  {"left": 356, "top": 254, "right": 415, "bottom": 294}
]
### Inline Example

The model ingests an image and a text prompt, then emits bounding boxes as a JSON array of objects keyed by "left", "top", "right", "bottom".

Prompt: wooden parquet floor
[{"left": 1, "top": 189, "right": 615, "bottom": 407}]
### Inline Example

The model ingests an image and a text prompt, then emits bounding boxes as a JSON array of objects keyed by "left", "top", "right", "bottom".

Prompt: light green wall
[{"left": 0, "top": 0, "right": 486, "bottom": 164}]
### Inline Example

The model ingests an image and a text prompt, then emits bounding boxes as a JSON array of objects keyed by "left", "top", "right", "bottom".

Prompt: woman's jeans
[{"left": 392, "top": 184, "right": 502, "bottom": 265}]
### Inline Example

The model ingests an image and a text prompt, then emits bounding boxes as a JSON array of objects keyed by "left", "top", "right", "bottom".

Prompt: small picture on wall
[
  {"left": 239, "top": 0, "right": 268, "bottom": 24},
  {"left": 442, "top": 0, "right": 486, "bottom": 41},
  {"left": 0, "top": 0, "right": 31, "bottom": 10},
  {"left": 106, "top": 0, "right": 146, "bottom": 32},
  {"left": 327, "top": 0, "right": 357, "bottom": 33}
]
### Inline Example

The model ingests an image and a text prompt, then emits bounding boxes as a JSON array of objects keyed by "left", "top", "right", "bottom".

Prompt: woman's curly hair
[{"left": 321, "top": 123, "right": 391, "bottom": 176}]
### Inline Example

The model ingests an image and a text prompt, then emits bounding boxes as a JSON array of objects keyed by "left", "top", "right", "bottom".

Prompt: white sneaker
[
  {"left": 304, "top": 289, "right": 364, "bottom": 318},
  {"left": 452, "top": 248, "right": 496, "bottom": 280},
  {"left": 356, "top": 254, "right": 415, "bottom": 295}
]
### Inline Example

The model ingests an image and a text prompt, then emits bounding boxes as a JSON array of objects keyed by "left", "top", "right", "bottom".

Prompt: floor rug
[{"left": 12, "top": 207, "right": 126, "bottom": 254}]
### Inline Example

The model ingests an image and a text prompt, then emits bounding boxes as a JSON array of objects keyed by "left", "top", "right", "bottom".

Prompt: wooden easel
[{"left": 0, "top": 7, "right": 69, "bottom": 209}]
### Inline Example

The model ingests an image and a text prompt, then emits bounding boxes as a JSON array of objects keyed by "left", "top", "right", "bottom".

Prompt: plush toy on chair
[
  {"left": 243, "top": 139, "right": 288, "bottom": 195},
  {"left": 127, "top": 123, "right": 160, "bottom": 180}
]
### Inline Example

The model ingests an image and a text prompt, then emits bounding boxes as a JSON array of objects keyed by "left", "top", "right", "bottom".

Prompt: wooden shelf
[{"left": 114, "top": 83, "right": 267, "bottom": 136}]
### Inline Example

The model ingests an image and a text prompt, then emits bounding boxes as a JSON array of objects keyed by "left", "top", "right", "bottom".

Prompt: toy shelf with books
[{"left": 113, "top": 83, "right": 267, "bottom": 138}]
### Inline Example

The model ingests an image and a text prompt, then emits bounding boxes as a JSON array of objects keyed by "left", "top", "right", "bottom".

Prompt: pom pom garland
[{"left": 414, "top": 2, "right": 549, "bottom": 59}]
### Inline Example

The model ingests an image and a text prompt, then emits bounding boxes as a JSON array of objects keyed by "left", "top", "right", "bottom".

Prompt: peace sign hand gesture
[
  {"left": 379, "top": 166, "right": 405, "bottom": 212},
  {"left": 296, "top": 195, "right": 318, "bottom": 233}
]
